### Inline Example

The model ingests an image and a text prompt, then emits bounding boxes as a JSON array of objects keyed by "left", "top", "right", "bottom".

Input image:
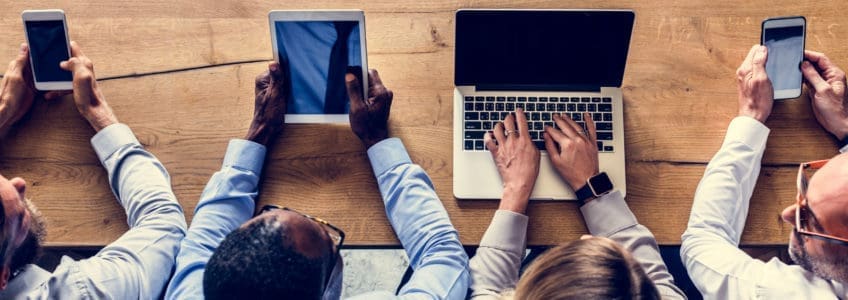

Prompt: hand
[
  {"left": 484, "top": 108, "right": 540, "bottom": 214},
  {"left": 58, "top": 41, "right": 117, "bottom": 132},
  {"left": 245, "top": 62, "right": 287, "bottom": 146},
  {"left": 347, "top": 69, "right": 392, "bottom": 149},
  {"left": 800, "top": 50, "right": 848, "bottom": 140},
  {"left": 544, "top": 113, "right": 599, "bottom": 191},
  {"left": 736, "top": 45, "right": 774, "bottom": 123},
  {"left": 0, "top": 44, "right": 36, "bottom": 134}
]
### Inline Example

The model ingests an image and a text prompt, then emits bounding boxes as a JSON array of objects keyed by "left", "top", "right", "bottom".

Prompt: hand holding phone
[
  {"left": 22, "top": 9, "right": 72, "bottom": 91},
  {"left": 761, "top": 16, "right": 806, "bottom": 100}
]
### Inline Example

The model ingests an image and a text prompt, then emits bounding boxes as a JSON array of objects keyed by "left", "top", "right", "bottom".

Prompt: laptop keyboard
[{"left": 463, "top": 95, "right": 615, "bottom": 152}]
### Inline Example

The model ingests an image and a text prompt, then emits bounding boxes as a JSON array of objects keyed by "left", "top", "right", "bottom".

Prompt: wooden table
[{"left": 0, "top": 1, "right": 843, "bottom": 247}]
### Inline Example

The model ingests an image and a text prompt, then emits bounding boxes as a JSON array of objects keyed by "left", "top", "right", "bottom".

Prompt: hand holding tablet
[{"left": 269, "top": 10, "right": 368, "bottom": 123}]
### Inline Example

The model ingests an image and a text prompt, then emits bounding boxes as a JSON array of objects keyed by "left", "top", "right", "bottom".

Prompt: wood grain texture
[{"left": 0, "top": 1, "right": 842, "bottom": 246}]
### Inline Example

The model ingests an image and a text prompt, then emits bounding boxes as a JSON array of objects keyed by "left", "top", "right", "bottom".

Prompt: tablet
[{"left": 269, "top": 10, "right": 368, "bottom": 123}]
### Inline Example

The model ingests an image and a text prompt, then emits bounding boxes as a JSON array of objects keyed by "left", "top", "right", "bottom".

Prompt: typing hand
[
  {"left": 347, "top": 69, "right": 392, "bottom": 149},
  {"left": 59, "top": 41, "right": 118, "bottom": 132},
  {"left": 800, "top": 50, "right": 848, "bottom": 140},
  {"left": 736, "top": 45, "right": 774, "bottom": 124},
  {"left": 0, "top": 44, "right": 36, "bottom": 133},
  {"left": 544, "top": 113, "right": 599, "bottom": 190},
  {"left": 485, "top": 108, "right": 540, "bottom": 214},
  {"left": 245, "top": 62, "right": 287, "bottom": 146}
]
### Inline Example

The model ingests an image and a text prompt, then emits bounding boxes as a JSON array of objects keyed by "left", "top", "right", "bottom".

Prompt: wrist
[
  {"left": 500, "top": 186, "right": 530, "bottom": 214},
  {"left": 245, "top": 122, "right": 278, "bottom": 146},
  {"left": 362, "top": 135, "right": 389, "bottom": 149},
  {"left": 0, "top": 104, "right": 13, "bottom": 134},
  {"left": 87, "top": 113, "right": 118, "bottom": 132}
]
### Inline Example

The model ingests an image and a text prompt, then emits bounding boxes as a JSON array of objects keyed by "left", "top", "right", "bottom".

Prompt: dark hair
[
  {"left": 513, "top": 237, "right": 660, "bottom": 300},
  {"left": 203, "top": 218, "right": 331, "bottom": 300}
]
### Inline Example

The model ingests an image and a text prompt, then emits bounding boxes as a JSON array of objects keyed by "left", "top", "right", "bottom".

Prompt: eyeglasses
[
  {"left": 258, "top": 205, "right": 346, "bottom": 251},
  {"left": 795, "top": 160, "right": 848, "bottom": 246}
]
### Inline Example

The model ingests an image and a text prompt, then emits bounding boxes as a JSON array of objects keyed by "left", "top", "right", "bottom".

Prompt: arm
[
  {"left": 582, "top": 191, "right": 685, "bottom": 299},
  {"left": 165, "top": 62, "right": 286, "bottom": 299},
  {"left": 164, "top": 139, "right": 265, "bottom": 299},
  {"left": 368, "top": 138, "right": 470, "bottom": 299}
]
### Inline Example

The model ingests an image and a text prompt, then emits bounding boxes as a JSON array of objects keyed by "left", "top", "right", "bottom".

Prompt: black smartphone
[
  {"left": 761, "top": 16, "right": 806, "bottom": 100},
  {"left": 22, "top": 9, "right": 73, "bottom": 91}
]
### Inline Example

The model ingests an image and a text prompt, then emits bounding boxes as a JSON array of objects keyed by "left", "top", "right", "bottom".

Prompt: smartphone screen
[
  {"left": 763, "top": 25, "right": 804, "bottom": 95},
  {"left": 24, "top": 20, "right": 72, "bottom": 82}
]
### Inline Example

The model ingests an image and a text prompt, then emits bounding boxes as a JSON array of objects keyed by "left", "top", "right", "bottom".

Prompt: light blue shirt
[
  {"left": 680, "top": 117, "right": 848, "bottom": 299},
  {"left": 165, "top": 137, "right": 469, "bottom": 299},
  {"left": 0, "top": 124, "right": 187, "bottom": 299}
]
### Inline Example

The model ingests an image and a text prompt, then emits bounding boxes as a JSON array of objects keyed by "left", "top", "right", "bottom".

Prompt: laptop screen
[{"left": 454, "top": 10, "right": 635, "bottom": 90}]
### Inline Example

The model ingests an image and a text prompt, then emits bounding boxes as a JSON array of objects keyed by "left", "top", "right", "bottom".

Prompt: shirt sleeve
[
  {"left": 43, "top": 124, "right": 188, "bottom": 299},
  {"left": 679, "top": 116, "right": 772, "bottom": 298},
  {"left": 164, "top": 139, "right": 266, "bottom": 300},
  {"left": 355, "top": 138, "right": 470, "bottom": 299},
  {"left": 468, "top": 210, "right": 528, "bottom": 299},
  {"left": 581, "top": 191, "right": 686, "bottom": 299}
]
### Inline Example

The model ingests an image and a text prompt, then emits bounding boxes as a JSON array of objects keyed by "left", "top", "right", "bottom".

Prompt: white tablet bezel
[
  {"left": 762, "top": 16, "right": 805, "bottom": 100},
  {"left": 21, "top": 9, "right": 73, "bottom": 91},
  {"left": 269, "top": 10, "right": 367, "bottom": 123}
]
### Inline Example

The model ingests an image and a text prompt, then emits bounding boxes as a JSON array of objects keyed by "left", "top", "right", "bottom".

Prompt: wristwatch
[{"left": 575, "top": 172, "right": 614, "bottom": 205}]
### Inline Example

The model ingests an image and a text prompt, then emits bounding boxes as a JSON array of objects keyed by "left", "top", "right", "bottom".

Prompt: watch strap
[
  {"left": 839, "top": 136, "right": 848, "bottom": 150},
  {"left": 575, "top": 183, "right": 594, "bottom": 205}
]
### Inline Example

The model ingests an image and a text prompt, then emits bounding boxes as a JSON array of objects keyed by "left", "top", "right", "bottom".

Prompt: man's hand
[
  {"left": 800, "top": 50, "right": 848, "bottom": 140},
  {"left": 736, "top": 45, "right": 774, "bottom": 124},
  {"left": 58, "top": 41, "right": 117, "bottom": 132},
  {"left": 544, "top": 113, "right": 599, "bottom": 191},
  {"left": 347, "top": 69, "right": 392, "bottom": 149},
  {"left": 484, "top": 108, "right": 540, "bottom": 214},
  {"left": 245, "top": 62, "right": 287, "bottom": 146},
  {"left": 0, "top": 44, "right": 36, "bottom": 134}
]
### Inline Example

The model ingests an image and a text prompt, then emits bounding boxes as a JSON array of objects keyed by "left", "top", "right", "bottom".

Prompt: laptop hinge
[{"left": 475, "top": 84, "right": 601, "bottom": 92}]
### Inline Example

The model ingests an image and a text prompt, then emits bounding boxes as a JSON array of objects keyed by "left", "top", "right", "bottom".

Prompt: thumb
[
  {"left": 752, "top": 45, "right": 768, "bottom": 79},
  {"left": 59, "top": 57, "right": 78, "bottom": 72},
  {"left": 346, "top": 73, "right": 365, "bottom": 111}
]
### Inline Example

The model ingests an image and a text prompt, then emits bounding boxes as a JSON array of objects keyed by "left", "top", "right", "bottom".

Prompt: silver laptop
[{"left": 453, "top": 9, "right": 635, "bottom": 200}]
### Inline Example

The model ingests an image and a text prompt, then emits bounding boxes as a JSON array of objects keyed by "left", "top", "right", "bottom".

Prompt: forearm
[
  {"left": 368, "top": 138, "right": 469, "bottom": 299},
  {"left": 469, "top": 210, "right": 528, "bottom": 299},
  {"left": 165, "top": 139, "right": 266, "bottom": 299}
]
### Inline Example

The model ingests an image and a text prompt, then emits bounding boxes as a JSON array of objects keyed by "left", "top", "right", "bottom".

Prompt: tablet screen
[{"left": 274, "top": 21, "right": 362, "bottom": 118}]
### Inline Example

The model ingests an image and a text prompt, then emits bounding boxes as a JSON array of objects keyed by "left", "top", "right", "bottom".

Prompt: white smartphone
[
  {"left": 21, "top": 9, "right": 73, "bottom": 91},
  {"left": 761, "top": 16, "right": 806, "bottom": 100},
  {"left": 268, "top": 10, "right": 368, "bottom": 123}
]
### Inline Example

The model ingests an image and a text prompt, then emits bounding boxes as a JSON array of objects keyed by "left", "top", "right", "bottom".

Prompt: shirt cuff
[
  {"left": 723, "top": 116, "right": 770, "bottom": 150},
  {"left": 91, "top": 123, "right": 140, "bottom": 163},
  {"left": 223, "top": 139, "right": 267, "bottom": 175},
  {"left": 479, "top": 210, "right": 528, "bottom": 253},
  {"left": 579, "top": 190, "right": 638, "bottom": 237},
  {"left": 366, "top": 138, "right": 411, "bottom": 176}
]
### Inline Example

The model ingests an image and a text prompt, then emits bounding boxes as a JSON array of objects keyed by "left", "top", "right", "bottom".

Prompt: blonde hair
[{"left": 509, "top": 237, "right": 659, "bottom": 300}]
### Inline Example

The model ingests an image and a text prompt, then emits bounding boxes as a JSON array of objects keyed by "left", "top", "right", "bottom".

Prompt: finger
[
  {"left": 801, "top": 61, "right": 830, "bottom": 93},
  {"left": 484, "top": 131, "right": 498, "bottom": 155},
  {"left": 6, "top": 44, "right": 29, "bottom": 74},
  {"left": 552, "top": 114, "right": 579, "bottom": 139},
  {"left": 514, "top": 108, "right": 529, "bottom": 136},
  {"left": 737, "top": 44, "right": 759, "bottom": 78},
  {"left": 368, "top": 69, "right": 383, "bottom": 87},
  {"left": 751, "top": 45, "right": 768, "bottom": 80},
  {"left": 804, "top": 50, "right": 838, "bottom": 71},
  {"left": 44, "top": 90, "right": 72, "bottom": 100},
  {"left": 69, "top": 41, "right": 84, "bottom": 57},
  {"left": 493, "top": 122, "right": 507, "bottom": 145},
  {"left": 543, "top": 132, "right": 560, "bottom": 156},
  {"left": 266, "top": 62, "right": 284, "bottom": 99},
  {"left": 503, "top": 112, "right": 517, "bottom": 137},
  {"left": 584, "top": 112, "right": 597, "bottom": 144},
  {"left": 544, "top": 123, "right": 568, "bottom": 142},
  {"left": 562, "top": 113, "right": 585, "bottom": 136},
  {"left": 346, "top": 72, "right": 365, "bottom": 113}
]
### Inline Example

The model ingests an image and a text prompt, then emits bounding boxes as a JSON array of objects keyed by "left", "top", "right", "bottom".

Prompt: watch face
[{"left": 589, "top": 172, "right": 614, "bottom": 195}]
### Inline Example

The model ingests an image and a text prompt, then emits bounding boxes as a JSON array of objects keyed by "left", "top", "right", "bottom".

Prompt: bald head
[{"left": 806, "top": 152, "right": 848, "bottom": 238}]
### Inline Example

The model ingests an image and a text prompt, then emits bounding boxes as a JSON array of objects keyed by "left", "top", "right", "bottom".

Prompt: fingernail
[
  {"left": 270, "top": 64, "right": 278, "bottom": 72},
  {"left": 19, "top": 43, "right": 26, "bottom": 54}
]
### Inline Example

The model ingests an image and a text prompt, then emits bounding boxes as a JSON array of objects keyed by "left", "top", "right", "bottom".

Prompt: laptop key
[
  {"left": 538, "top": 104, "right": 546, "bottom": 112},
  {"left": 591, "top": 97, "right": 601, "bottom": 102},
  {"left": 490, "top": 112, "right": 500, "bottom": 121},
  {"left": 588, "top": 104, "right": 597, "bottom": 112},
  {"left": 547, "top": 103, "right": 556, "bottom": 111},
  {"left": 518, "top": 97, "right": 527, "bottom": 102},
  {"left": 485, "top": 103, "right": 494, "bottom": 111},
  {"left": 593, "top": 113, "right": 602, "bottom": 122},
  {"left": 577, "top": 104, "right": 587, "bottom": 111},
  {"left": 507, "top": 97, "right": 516, "bottom": 102},
  {"left": 465, "top": 140, "right": 474, "bottom": 150},
  {"left": 496, "top": 103, "right": 505, "bottom": 111},
  {"left": 496, "top": 96, "right": 506, "bottom": 102},
  {"left": 542, "top": 113, "right": 551, "bottom": 121},
  {"left": 475, "top": 96, "right": 485, "bottom": 102},
  {"left": 597, "top": 141, "right": 603, "bottom": 151},
  {"left": 483, "top": 122, "right": 493, "bottom": 130},
  {"left": 534, "top": 141, "right": 546, "bottom": 150},
  {"left": 602, "top": 97, "right": 612, "bottom": 103},
  {"left": 596, "top": 122, "right": 612, "bottom": 130},
  {"left": 501, "top": 112, "right": 509, "bottom": 120},
  {"left": 549, "top": 97, "right": 558, "bottom": 102},
  {"left": 557, "top": 104, "right": 566, "bottom": 111},
  {"left": 466, "top": 112, "right": 479, "bottom": 120},
  {"left": 475, "top": 140, "right": 485, "bottom": 150},
  {"left": 598, "top": 104, "right": 612, "bottom": 112},
  {"left": 604, "top": 146, "right": 614, "bottom": 152},
  {"left": 465, "top": 96, "right": 474, "bottom": 102},
  {"left": 534, "top": 122, "right": 543, "bottom": 130},
  {"left": 475, "top": 103, "right": 484, "bottom": 111},
  {"left": 570, "top": 97, "right": 580, "bottom": 103},
  {"left": 532, "top": 113, "right": 541, "bottom": 121},
  {"left": 465, "top": 122, "right": 482, "bottom": 130},
  {"left": 571, "top": 113, "right": 582, "bottom": 121},
  {"left": 567, "top": 104, "right": 576, "bottom": 111},
  {"left": 581, "top": 97, "right": 590, "bottom": 102},
  {"left": 465, "top": 130, "right": 485, "bottom": 139},
  {"left": 603, "top": 113, "right": 613, "bottom": 121},
  {"left": 480, "top": 113, "right": 490, "bottom": 121},
  {"left": 506, "top": 103, "right": 515, "bottom": 111},
  {"left": 529, "top": 97, "right": 537, "bottom": 102},
  {"left": 465, "top": 103, "right": 474, "bottom": 111},
  {"left": 529, "top": 131, "right": 539, "bottom": 140},
  {"left": 516, "top": 103, "right": 525, "bottom": 110},
  {"left": 526, "top": 103, "right": 536, "bottom": 111},
  {"left": 486, "top": 96, "right": 495, "bottom": 102},
  {"left": 597, "top": 132, "right": 613, "bottom": 140},
  {"left": 539, "top": 97, "right": 548, "bottom": 102}
]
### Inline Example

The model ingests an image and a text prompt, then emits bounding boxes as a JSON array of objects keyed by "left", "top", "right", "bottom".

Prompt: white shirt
[{"left": 681, "top": 116, "right": 848, "bottom": 299}]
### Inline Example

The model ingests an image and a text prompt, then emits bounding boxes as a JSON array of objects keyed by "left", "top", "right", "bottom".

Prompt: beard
[
  {"left": 788, "top": 230, "right": 847, "bottom": 283},
  {"left": 788, "top": 230, "right": 814, "bottom": 271},
  {"left": 8, "top": 198, "right": 46, "bottom": 275}
]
